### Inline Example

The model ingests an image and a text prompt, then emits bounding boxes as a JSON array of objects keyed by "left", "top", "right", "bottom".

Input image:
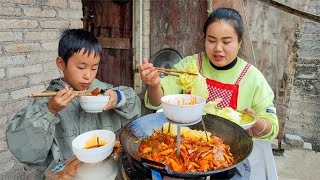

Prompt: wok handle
[{"left": 140, "top": 158, "right": 170, "bottom": 174}]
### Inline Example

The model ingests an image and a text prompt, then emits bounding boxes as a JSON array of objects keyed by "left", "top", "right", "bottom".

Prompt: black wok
[{"left": 120, "top": 112, "right": 253, "bottom": 178}]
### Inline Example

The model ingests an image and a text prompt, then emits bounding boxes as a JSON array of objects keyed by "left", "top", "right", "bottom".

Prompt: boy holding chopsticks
[{"left": 6, "top": 29, "right": 141, "bottom": 175}]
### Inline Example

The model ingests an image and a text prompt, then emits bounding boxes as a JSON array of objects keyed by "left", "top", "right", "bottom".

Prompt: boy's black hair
[
  {"left": 58, "top": 29, "right": 102, "bottom": 64},
  {"left": 203, "top": 8, "right": 244, "bottom": 42}
]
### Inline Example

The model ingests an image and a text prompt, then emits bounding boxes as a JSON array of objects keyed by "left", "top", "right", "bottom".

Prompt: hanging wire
[{"left": 241, "top": 0, "right": 257, "bottom": 66}]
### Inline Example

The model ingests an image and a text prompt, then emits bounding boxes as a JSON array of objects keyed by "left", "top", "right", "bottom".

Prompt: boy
[{"left": 6, "top": 29, "right": 141, "bottom": 174}]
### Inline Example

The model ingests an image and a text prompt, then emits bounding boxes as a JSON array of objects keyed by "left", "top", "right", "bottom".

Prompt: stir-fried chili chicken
[{"left": 138, "top": 129, "right": 234, "bottom": 172}]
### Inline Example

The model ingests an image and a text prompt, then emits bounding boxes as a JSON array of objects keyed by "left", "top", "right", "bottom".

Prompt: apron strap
[
  {"left": 235, "top": 63, "right": 251, "bottom": 85},
  {"left": 198, "top": 53, "right": 203, "bottom": 73}
]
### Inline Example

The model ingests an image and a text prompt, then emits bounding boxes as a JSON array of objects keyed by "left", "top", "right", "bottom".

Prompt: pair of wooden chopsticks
[
  {"left": 156, "top": 67, "right": 198, "bottom": 77},
  {"left": 136, "top": 65, "right": 197, "bottom": 76},
  {"left": 28, "top": 90, "right": 94, "bottom": 97}
]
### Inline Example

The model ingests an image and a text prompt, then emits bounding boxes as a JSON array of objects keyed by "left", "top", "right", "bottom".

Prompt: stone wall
[
  {"left": 285, "top": 0, "right": 320, "bottom": 151},
  {"left": 0, "top": 0, "right": 83, "bottom": 179}
]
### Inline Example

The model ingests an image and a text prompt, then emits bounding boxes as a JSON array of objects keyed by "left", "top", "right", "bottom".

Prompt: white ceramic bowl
[
  {"left": 240, "top": 113, "right": 256, "bottom": 130},
  {"left": 241, "top": 122, "right": 255, "bottom": 130},
  {"left": 161, "top": 94, "right": 206, "bottom": 124},
  {"left": 79, "top": 95, "right": 110, "bottom": 113},
  {"left": 72, "top": 130, "right": 115, "bottom": 164}
]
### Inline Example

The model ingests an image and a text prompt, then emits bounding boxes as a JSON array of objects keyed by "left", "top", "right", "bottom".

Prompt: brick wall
[
  {"left": 0, "top": 0, "right": 83, "bottom": 179},
  {"left": 285, "top": 0, "right": 320, "bottom": 151},
  {"left": 0, "top": 0, "right": 319, "bottom": 179}
]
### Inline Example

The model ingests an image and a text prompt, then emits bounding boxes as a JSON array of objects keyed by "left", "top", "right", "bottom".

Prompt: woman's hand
[
  {"left": 139, "top": 59, "right": 160, "bottom": 87},
  {"left": 242, "top": 108, "right": 256, "bottom": 116},
  {"left": 242, "top": 108, "right": 257, "bottom": 137},
  {"left": 139, "top": 58, "right": 164, "bottom": 106},
  {"left": 103, "top": 89, "right": 118, "bottom": 111},
  {"left": 48, "top": 86, "right": 78, "bottom": 115},
  {"left": 243, "top": 108, "right": 271, "bottom": 137}
]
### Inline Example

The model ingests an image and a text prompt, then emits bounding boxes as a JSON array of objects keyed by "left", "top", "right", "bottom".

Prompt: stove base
[{"left": 120, "top": 154, "right": 250, "bottom": 180}]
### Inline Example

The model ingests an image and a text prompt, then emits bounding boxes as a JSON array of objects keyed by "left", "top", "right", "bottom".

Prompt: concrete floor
[{"left": 274, "top": 149, "right": 320, "bottom": 180}]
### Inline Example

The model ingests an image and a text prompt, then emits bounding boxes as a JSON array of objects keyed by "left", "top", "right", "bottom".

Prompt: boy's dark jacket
[{"left": 6, "top": 78, "right": 141, "bottom": 172}]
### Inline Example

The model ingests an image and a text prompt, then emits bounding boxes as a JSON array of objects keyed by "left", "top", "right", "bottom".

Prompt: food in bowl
[
  {"left": 163, "top": 95, "right": 198, "bottom": 106},
  {"left": 79, "top": 95, "right": 110, "bottom": 113},
  {"left": 138, "top": 125, "right": 234, "bottom": 172},
  {"left": 204, "top": 101, "right": 256, "bottom": 129},
  {"left": 91, "top": 88, "right": 100, "bottom": 96},
  {"left": 212, "top": 107, "right": 242, "bottom": 124},
  {"left": 161, "top": 94, "right": 206, "bottom": 124},
  {"left": 239, "top": 113, "right": 256, "bottom": 129},
  {"left": 72, "top": 130, "right": 115, "bottom": 163},
  {"left": 83, "top": 134, "right": 108, "bottom": 149}
]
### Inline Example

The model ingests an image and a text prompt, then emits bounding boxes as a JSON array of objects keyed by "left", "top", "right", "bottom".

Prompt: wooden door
[
  {"left": 150, "top": 0, "right": 208, "bottom": 57},
  {"left": 82, "top": 0, "right": 133, "bottom": 87}
]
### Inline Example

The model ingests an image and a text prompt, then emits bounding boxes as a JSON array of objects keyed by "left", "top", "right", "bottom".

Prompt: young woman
[{"left": 139, "top": 8, "right": 279, "bottom": 140}]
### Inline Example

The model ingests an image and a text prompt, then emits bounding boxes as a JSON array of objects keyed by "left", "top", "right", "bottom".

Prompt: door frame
[{"left": 132, "top": 0, "right": 150, "bottom": 94}]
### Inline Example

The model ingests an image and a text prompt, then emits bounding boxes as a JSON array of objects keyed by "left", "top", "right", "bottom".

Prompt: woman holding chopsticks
[{"left": 139, "top": 8, "right": 279, "bottom": 140}]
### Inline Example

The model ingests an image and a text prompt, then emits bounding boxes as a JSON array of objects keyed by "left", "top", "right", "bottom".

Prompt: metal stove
[
  {"left": 44, "top": 140, "right": 277, "bottom": 180},
  {"left": 121, "top": 154, "right": 250, "bottom": 180}
]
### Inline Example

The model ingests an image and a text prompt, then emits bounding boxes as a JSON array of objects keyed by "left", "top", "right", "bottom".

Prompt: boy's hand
[
  {"left": 103, "top": 89, "right": 117, "bottom": 111},
  {"left": 47, "top": 86, "right": 78, "bottom": 115},
  {"left": 139, "top": 59, "right": 160, "bottom": 87}
]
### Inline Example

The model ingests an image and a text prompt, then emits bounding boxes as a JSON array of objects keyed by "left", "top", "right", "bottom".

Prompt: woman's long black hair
[{"left": 203, "top": 8, "right": 244, "bottom": 42}]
